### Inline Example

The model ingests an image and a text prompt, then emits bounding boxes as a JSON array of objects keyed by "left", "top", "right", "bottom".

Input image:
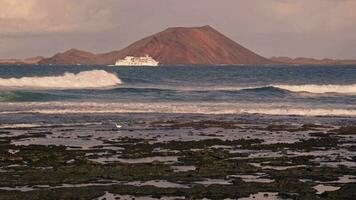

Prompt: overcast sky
[{"left": 1, "top": 0, "right": 355, "bottom": 59}]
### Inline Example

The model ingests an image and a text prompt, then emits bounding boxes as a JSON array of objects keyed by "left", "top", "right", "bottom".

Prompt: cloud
[
  {"left": 0, "top": 0, "right": 113, "bottom": 34},
  {"left": 273, "top": 1, "right": 297, "bottom": 16}
]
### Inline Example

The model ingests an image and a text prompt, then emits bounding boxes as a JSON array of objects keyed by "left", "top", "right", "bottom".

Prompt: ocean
[{"left": 1, "top": 64, "right": 356, "bottom": 116}]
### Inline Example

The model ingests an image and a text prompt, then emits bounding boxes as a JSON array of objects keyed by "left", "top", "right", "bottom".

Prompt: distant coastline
[
  {"left": 2, "top": 59, "right": 356, "bottom": 66},
  {"left": 270, "top": 56, "right": 356, "bottom": 65}
]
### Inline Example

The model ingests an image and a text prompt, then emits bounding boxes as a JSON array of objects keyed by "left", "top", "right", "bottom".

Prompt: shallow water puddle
[
  {"left": 249, "top": 163, "right": 306, "bottom": 170},
  {"left": 116, "top": 156, "right": 179, "bottom": 164},
  {"left": 171, "top": 165, "right": 196, "bottom": 172},
  {"left": 313, "top": 184, "right": 340, "bottom": 194},
  {"left": 228, "top": 174, "right": 274, "bottom": 183},
  {"left": 195, "top": 178, "right": 233, "bottom": 185},
  {"left": 0, "top": 180, "right": 123, "bottom": 192},
  {"left": 335, "top": 175, "right": 356, "bottom": 183},
  {"left": 305, "top": 175, "right": 356, "bottom": 184},
  {"left": 127, "top": 180, "right": 189, "bottom": 188},
  {"left": 89, "top": 156, "right": 179, "bottom": 164},
  {"left": 238, "top": 192, "right": 279, "bottom": 200},
  {"left": 96, "top": 192, "right": 185, "bottom": 200}
]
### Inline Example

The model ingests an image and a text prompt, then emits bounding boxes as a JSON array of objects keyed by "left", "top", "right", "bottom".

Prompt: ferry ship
[{"left": 115, "top": 55, "right": 159, "bottom": 66}]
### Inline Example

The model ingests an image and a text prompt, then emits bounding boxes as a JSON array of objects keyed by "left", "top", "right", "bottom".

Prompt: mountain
[
  {"left": 98, "top": 25, "right": 273, "bottom": 65},
  {"left": 0, "top": 56, "right": 44, "bottom": 64},
  {"left": 271, "top": 56, "right": 356, "bottom": 65},
  {"left": 40, "top": 25, "right": 274, "bottom": 65}
]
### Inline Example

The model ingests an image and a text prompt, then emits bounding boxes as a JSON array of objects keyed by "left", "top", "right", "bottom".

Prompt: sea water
[{"left": 1, "top": 64, "right": 356, "bottom": 117}]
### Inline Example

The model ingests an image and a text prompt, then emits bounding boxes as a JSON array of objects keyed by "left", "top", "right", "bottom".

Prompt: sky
[{"left": 0, "top": 0, "right": 355, "bottom": 59}]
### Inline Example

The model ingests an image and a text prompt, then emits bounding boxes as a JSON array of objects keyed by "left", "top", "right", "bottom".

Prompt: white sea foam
[
  {"left": 1, "top": 102, "right": 356, "bottom": 117},
  {"left": 273, "top": 84, "right": 356, "bottom": 94},
  {"left": 0, "top": 70, "right": 121, "bottom": 89}
]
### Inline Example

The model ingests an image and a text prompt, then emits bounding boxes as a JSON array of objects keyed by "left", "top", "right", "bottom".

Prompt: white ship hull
[
  {"left": 115, "top": 62, "right": 159, "bottom": 66},
  {"left": 115, "top": 55, "right": 159, "bottom": 66}
]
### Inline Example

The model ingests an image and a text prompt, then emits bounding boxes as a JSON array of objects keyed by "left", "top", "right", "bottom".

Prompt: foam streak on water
[{"left": 2, "top": 102, "right": 356, "bottom": 117}]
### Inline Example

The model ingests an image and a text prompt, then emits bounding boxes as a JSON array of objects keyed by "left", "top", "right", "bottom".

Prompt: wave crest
[
  {"left": 0, "top": 70, "right": 121, "bottom": 89},
  {"left": 116, "top": 84, "right": 356, "bottom": 95},
  {"left": 272, "top": 84, "right": 356, "bottom": 94}
]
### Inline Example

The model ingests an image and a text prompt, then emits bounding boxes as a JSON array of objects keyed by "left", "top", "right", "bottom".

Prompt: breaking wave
[
  {"left": 0, "top": 70, "right": 121, "bottom": 89},
  {"left": 272, "top": 84, "right": 356, "bottom": 94}
]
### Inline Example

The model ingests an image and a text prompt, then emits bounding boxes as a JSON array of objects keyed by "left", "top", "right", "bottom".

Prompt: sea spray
[{"left": 0, "top": 70, "right": 121, "bottom": 89}]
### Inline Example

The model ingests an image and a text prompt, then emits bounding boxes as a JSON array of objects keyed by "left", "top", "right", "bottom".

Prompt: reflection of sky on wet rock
[
  {"left": 10, "top": 122, "right": 120, "bottom": 149},
  {"left": 4, "top": 114, "right": 356, "bottom": 169}
]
